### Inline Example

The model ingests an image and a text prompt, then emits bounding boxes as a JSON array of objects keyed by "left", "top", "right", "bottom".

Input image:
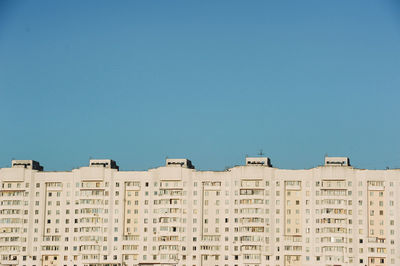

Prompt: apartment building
[{"left": 0, "top": 156, "right": 399, "bottom": 266}]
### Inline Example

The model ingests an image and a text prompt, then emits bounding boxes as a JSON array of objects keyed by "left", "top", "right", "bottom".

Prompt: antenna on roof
[{"left": 258, "top": 149, "right": 265, "bottom": 157}]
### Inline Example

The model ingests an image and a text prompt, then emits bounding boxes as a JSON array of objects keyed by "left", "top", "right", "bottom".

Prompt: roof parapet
[
  {"left": 166, "top": 159, "right": 194, "bottom": 169},
  {"left": 12, "top": 160, "right": 43, "bottom": 171},
  {"left": 324, "top": 157, "right": 350, "bottom": 167},
  {"left": 89, "top": 159, "right": 119, "bottom": 170},
  {"left": 246, "top": 157, "right": 272, "bottom": 167}
]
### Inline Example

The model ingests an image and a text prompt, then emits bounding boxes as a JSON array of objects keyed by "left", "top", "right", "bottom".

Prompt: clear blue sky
[{"left": 1, "top": 1, "right": 399, "bottom": 171}]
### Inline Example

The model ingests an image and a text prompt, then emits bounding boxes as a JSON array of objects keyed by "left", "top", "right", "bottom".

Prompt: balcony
[
  {"left": 284, "top": 235, "right": 302, "bottom": 242},
  {"left": 368, "top": 185, "right": 385, "bottom": 191},
  {"left": 203, "top": 185, "right": 222, "bottom": 191},
  {"left": 125, "top": 181, "right": 140, "bottom": 187},
  {"left": 368, "top": 237, "right": 386, "bottom": 244},
  {"left": 0, "top": 259, "right": 19, "bottom": 265},
  {"left": 158, "top": 190, "right": 182, "bottom": 198},
  {"left": 321, "top": 180, "right": 347, "bottom": 189},
  {"left": 285, "top": 182, "right": 301, "bottom": 191},
  {"left": 80, "top": 182, "right": 106, "bottom": 190},
  {"left": 122, "top": 235, "right": 140, "bottom": 241},
  {"left": 242, "top": 255, "right": 262, "bottom": 264}
]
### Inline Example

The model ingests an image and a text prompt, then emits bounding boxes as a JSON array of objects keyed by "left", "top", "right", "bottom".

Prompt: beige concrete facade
[{"left": 0, "top": 156, "right": 399, "bottom": 266}]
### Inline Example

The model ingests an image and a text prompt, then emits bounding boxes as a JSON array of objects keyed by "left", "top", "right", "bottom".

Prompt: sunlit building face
[{"left": 0, "top": 156, "right": 398, "bottom": 266}]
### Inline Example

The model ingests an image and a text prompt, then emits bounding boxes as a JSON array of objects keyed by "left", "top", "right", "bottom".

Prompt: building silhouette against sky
[{"left": 0, "top": 156, "right": 398, "bottom": 266}]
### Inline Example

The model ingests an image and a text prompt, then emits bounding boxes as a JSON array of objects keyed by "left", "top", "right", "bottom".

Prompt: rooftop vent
[
  {"left": 166, "top": 159, "right": 194, "bottom": 169},
  {"left": 89, "top": 159, "right": 119, "bottom": 170},
  {"left": 12, "top": 160, "right": 43, "bottom": 171},
  {"left": 324, "top": 157, "right": 350, "bottom": 167},
  {"left": 246, "top": 157, "right": 272, "bottom": 167}
]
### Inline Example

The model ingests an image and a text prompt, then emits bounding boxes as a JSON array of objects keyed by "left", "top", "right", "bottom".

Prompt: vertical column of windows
[
  {"left": 316, "top": 179, "right": 349, "bottom": 265},
  {"left": 78, "top": 181, "right": 105, "bottom": 263},
  {"left": 122, "top": 181, "right": 140, "bottom": 263},
  {"left": 284, "top": 180, "right": 302, "bottom": 266},
  {"left": 200, "top": 181, "right": 221, "bottom": 265},
  {"left": 157, "top": 180, "right": 183, "bottom": 263},
  {"left": 0, "top": 182, "right": 25, "bottom": 263},
  {"left": 42, "top": 182, "right": 63, "bottom": 266},
  {"left": 236, "top": 179, "right": 264, "bottom": 265},
  {"left": 367, "top": 181, "right": 387, "bottom": 266}
]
